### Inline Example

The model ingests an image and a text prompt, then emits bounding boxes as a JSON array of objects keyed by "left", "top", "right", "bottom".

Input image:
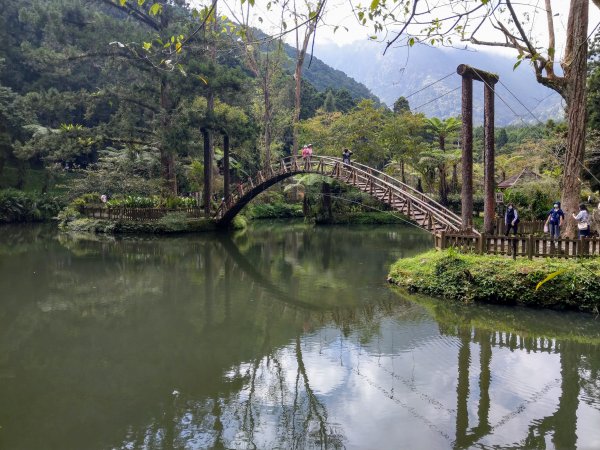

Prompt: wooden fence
[
  {"left": 82, "top": 207, "right": 204, "bottom": 221},
  {"left": 435, "top": 231, "right": 600, "bottom": 259},
  {"left": 494, "top": 218, "right": 546, "bottom": 235}
]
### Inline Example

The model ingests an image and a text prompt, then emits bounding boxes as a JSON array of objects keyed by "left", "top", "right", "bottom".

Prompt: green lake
[{"left": 0, "top": 222, "right": 599, "bottom": 449}]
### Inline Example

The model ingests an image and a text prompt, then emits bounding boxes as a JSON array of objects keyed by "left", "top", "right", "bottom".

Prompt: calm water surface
[{"left": 0, "top": 222, "right": 599, "bottom": 450}]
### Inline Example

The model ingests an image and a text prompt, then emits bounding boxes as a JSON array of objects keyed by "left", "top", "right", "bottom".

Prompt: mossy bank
[{"left": 388, "top": 250, "right": 600, "bottom": 313}]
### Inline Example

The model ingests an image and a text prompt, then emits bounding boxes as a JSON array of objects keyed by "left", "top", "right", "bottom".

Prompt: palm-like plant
[{"left": 426, "top": 117, "right": 461, "bottom": 204}]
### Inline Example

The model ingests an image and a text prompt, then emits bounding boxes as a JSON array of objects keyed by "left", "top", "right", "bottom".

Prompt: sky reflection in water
[{"left": 0, "top": 222, "right": 599, "bottom": 450}]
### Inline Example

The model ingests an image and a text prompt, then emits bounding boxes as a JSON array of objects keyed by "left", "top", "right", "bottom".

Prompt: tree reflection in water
[{"left": 0, "top": 224, "right": 599, "bottom": 449}]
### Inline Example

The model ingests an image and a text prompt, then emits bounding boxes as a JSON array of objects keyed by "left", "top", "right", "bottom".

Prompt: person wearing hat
[{"left": 545, "top": 201, "right": 564, "bottom": 239}]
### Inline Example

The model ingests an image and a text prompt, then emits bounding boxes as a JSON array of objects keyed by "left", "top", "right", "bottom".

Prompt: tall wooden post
[
  {"left": 457, "top": 64, "right": 499, "bottom": 234},
  {"left": 484, "top": 81, "right": 497, "bottom": 235},
  {"left": 459, "top": 69, "right": 473, "bottom": 231},
  {"left": 223, "top": 133, "right": 230, "bottom": 200}
]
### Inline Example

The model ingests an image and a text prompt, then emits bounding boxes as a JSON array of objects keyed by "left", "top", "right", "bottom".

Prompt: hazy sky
[{"left": 234, "top": 0, "right": 600, "bottom": 59}]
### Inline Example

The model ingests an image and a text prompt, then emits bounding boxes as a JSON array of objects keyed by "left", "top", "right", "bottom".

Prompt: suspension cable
[
  {"left": 472, "top": 71, "right": 600, "bottom": 188},
  {"left": 403, "top": 71, "right": 456, "bottom": 99},
  {"left": 309, "top": 192, "right": 434, "bottom": 232},
  {"left": 412, "top": 86, "right": 460, "bottom": 111}
]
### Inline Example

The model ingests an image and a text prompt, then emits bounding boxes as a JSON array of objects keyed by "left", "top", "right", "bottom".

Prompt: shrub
[{"left": 0, "top": 188, "right": 64, "bottom": 223}]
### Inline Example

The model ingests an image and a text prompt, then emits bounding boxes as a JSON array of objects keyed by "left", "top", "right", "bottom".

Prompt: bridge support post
[
  {"left": 459, "top": 70, "right": 474, "bottom": 231},
  {"left": 457, "top": 64, "right": 499, "bottom": 234},
  {"left": 483, "top": 79, "right": 498, "bottom": 235}
]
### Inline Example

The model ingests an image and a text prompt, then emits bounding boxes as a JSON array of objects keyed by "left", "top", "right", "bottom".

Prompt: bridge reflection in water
[{"left": 0, "top": 224, "right": 598, "bottom": 449}]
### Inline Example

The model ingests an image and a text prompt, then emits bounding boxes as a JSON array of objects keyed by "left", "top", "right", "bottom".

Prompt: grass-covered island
[{"left": 388, "top": 249, "right": 600, "bottom": 314}]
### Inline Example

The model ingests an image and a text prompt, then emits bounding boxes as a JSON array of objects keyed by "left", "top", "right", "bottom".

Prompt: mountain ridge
[{"left": 312, "top": 41, "right": 564, "bottom": 126}]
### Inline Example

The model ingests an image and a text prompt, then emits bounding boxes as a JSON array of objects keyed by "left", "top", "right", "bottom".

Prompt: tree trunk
[
  {"left": 15, "top": 160, "right": 26, "bottom": 190},
  {"left": 223, "top": 133, "right": 230, "bottom": 200},
  {"left": 438, "top": 164, "right": 448, "bottom": 205},
  {"left": 438, "top": 135, "right": 448, "bottom": 205},
  {"left": 401, "top": 160, "right": 406, "bottom": 184},
  {"left": 451, "top": 163, "right": 458, "bottom": 193},
  {"left": 561, "top": 0, "right": 589, "bottom": 238},
  {"left": 293, "top": 64, "right": 302, "bottom": 157},
  {"left": 263, "top": 73, "right": 273, "bottom": 168},
  {"left": 322, "top": 181, "right": 332, "bottom": 222},
  {"left": 202, "top": 128, "right": 213, "bottom": 215},
  {"left": 160, "top": 77, "right": 177, "bottom": 195},
  {"left": 160, "top": 152, "right": 176, "bottom": 195}
]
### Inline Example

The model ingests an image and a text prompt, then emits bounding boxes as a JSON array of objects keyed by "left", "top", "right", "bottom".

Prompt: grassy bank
[{"left": 388, "top": 249, "right": 600, "bottom": 313}]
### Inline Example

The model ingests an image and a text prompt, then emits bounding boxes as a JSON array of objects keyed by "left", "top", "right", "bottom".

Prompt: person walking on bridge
[{"left": 342, "top": 148, "right": 353, "bottom": 165}]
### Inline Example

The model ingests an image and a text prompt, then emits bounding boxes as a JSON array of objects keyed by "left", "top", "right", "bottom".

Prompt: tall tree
[
  {"left": 226, "top": 2, "right": 286, "bottom": 169},
  {"left": 290, "top": 0, "right": 326, "bottom": 156},
  {"left": 393, "top": 96, "right": 410, "bottom": 114}
]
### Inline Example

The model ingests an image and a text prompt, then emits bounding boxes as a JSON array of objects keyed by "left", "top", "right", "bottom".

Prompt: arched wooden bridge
[{"left": 215, "top": 155, "right": 469, "bottom": 235}]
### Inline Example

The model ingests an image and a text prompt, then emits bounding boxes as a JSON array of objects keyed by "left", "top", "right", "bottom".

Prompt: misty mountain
[
  {"left": 313, "top": 41, "right": 564, "bottom": 126},
  {"left": 252, "top": 27, "right": 380, "bottom": 103}
]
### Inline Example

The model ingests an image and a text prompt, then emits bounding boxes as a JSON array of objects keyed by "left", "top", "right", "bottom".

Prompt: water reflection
[{"left": 0, "top": 223, "right": 598, "bottom": 449}]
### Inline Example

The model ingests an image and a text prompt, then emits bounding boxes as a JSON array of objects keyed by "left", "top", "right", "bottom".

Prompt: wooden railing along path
[
  {"left": 494, "top": 218, "right": 546, "bottom": 235},
  {"left": 82, "top": 207, "right": 203, "bottom": 221},
  {"left": 436, "top": 232, "right": 600, "bottom": 259}
]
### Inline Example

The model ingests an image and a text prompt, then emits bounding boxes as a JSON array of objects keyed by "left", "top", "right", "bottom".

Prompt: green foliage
[
  {"left": 447, "top": 194, "right": 484, "bottom": 214},
  {"left": 246, "top": 202, "right": 304, "bottom": 219},
  {"left": 156, "top": 212, "right": 188, "bottom": 232},
  {"left": 588, "top": 32, "right": 600, "bottom": 131},
  {"left": 392, "top": 96, "right": 410, "bottom": 114},
  {"left": 230, "top": 214, "right": 248, "bottom": 230},
  {"left": 504, "top": 178, "right": 560, "bottom": 220},
  {"left": 0, "top": 188, "right": 64, "bottom": 223},
  {"left": 389, "top": 250, "right": 600, "bottom": 313},
  {"left": 106, "top": 195, "right": 156, "bottom": 208}
]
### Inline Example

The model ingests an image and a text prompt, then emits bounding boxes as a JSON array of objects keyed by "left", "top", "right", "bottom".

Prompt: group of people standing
[
  {"left": 299, "top": 145, "right": 354, "bottom": 165},
  {"left": 504, "top": 201, "right": 593, "bottom": 238}
]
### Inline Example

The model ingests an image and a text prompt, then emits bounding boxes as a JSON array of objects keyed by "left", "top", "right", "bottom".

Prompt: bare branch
[
  {"left": 97, "top": 0, "right": 161, "bottom": 31},
  {"left": 544, "top": 0, "right": 556, "bottom": 77},
  {"left": 504, "top": 0, "right": 538, "bottom": 56}
]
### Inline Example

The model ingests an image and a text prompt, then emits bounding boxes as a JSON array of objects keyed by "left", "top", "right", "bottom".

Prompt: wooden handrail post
[
  {"left": 439, "top": 231, "right": 446, "bottom": 250},
  {"left": 527, "top": 234, "right": 534, "bottom": 260},
  {"left": 478, "top": 233, "right": 485, "bottom": 254}
]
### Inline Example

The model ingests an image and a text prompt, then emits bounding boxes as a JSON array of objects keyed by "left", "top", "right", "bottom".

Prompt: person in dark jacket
[
  {"left": 545, "top": 201, "right": 565, "bottom": 239},
  {"left": 342, "top": 148, "right": 353, "bottom": 165},
  {"left": 504, "top": 203, "right": 519, "bottom": 235}
]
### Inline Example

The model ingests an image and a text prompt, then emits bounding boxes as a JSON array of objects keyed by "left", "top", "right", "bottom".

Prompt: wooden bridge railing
[
  {"left": 436, "top": 231, "right": 600, "bottom": 259},
  {"left": 82, "top": 207, "right": 203, "bottom": 221},
  {"left": 214, "top": 155, "right": 466, "bottom": 234}
]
